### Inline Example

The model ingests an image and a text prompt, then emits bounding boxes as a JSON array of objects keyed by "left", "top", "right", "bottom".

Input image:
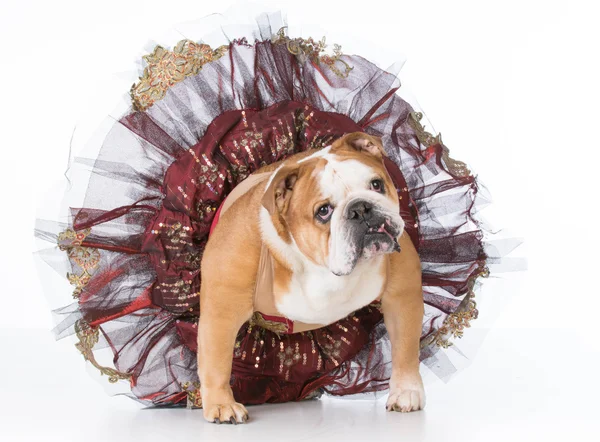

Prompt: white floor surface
[{"left": 1, "top": 327, "right": 597, "bottom": 442}]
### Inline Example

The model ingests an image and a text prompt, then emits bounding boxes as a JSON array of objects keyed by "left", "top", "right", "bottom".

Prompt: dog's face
[{"left": 262, "top": 132, "right": 404, "bottom": 276}]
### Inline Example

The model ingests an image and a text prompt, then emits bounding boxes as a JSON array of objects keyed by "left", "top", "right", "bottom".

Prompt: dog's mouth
[
  {"left": 328, "top": 213, "right": 403, "bottom": 276},
  {"left": 364, "top": 219, "right": 401, "bottom": 253}
]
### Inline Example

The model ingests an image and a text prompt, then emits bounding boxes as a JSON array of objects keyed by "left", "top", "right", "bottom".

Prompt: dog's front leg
[
  {"left": 381, "top": 236, "right": 425, "bottom": 412},
  {"left": 197, "top": 286, "right": 253, "bottom": 424}
]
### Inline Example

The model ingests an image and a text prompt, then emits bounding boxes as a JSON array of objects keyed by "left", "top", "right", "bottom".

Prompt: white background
[{"left": 1, "top": 0, "right": 599, "bottom": 441}]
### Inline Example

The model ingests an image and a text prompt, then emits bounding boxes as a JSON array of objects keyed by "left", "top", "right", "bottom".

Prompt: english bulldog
[{"left": 197, "top": 132, "right": 425, "bottom": 423}]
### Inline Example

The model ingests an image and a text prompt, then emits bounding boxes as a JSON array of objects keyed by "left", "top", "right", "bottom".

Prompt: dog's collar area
[
  {"left": 248, "top": 312, "right": 295, "bottom": 334},
  {"left": 249, "top": 300, "right": 383, "bottom": 335}
]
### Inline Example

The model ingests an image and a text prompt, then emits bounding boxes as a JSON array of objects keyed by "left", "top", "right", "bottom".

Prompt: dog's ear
[
  {"left": 335, "top": 132, "right": 387, "bottom": 158},
  {"left": 262, "top": 164, "right": 301, "bottom": 215}
]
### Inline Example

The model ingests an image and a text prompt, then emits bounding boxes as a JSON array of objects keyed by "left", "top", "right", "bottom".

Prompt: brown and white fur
[{"left": 197, "top": 132, "right": 425, "bottom": 424}]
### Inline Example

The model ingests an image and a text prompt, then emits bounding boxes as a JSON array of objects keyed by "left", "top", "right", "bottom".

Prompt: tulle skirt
[{"left": 35, "top": 14, "right": 512, "bottom": 407}]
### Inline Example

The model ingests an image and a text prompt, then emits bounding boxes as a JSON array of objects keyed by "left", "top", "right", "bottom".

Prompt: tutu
[{"left": 35, "top": 15, "right": 510, "bottom": 408}]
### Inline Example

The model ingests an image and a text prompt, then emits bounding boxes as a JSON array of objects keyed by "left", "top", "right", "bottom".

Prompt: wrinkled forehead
[{"left": 300, "top": 148, "right": 385, "bottom": 204}]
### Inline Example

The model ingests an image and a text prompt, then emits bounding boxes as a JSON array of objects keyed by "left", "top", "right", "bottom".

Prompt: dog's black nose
[{"left": 347, "top": 200, "right": 373, "bottom": 222}]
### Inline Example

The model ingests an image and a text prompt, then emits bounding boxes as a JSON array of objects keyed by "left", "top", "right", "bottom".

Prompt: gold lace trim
[
  {"left": 433, "top": 294, "right": 478, "bottom": 349},
  {"left": 130, "top": 28, "right": 352, "bottom": 111},
  {"left": 130, "top": 40, "right": 228, "bottom": 111},
  {"left": 272, "top": 28, "right": 353, "bottom": 79},
  {"left": 59, "top": 228, "right": 130, "bottom": 383},
  {"left": 181, "top": 381, "right": 202, "bottom": 409},
  {"left": 408, "top": 111, "right": 471, "bottom": 178},
  {"left": 430, "top": 266, "right": 490, "bottom": 348},
  {"left": 74, "top": 319, "right": 132, "bottom": 384},
  {"left": 58, "top": 228, "right": 101, "bottom": 298}
]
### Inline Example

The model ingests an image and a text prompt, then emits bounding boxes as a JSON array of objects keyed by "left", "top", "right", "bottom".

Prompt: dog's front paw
[
  {"left": 203, "top": 402, "right": 249, "bottom": 424},
  {"left": 386, "top": 377, "right": 425, "bottom": 413}
]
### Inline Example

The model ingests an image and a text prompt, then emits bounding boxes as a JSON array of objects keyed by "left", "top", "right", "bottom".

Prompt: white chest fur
[{"left": 275, "top": 256, "right": 386, "bottom": 325}]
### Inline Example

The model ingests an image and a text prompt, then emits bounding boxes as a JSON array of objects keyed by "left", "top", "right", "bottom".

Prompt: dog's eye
[
  {"left": 370, "top": 179, "right": 385, "bottom": 193},
  {"left": 316, "top": 204, "right": 334, "bottom": 223}
]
